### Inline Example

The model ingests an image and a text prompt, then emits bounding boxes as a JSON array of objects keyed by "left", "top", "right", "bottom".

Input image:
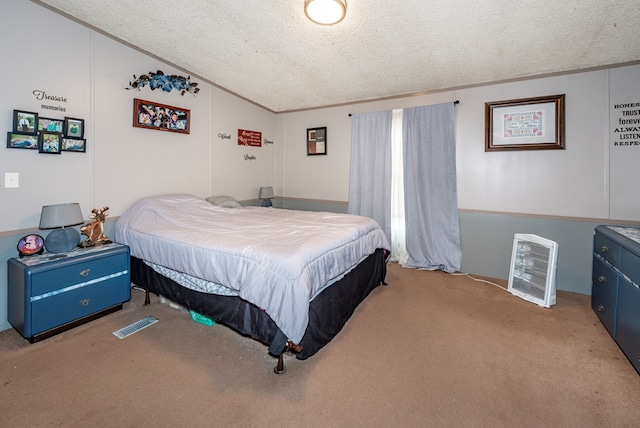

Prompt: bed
[{"left": 115, "top": 194, "right": 390, "bottom": 373}]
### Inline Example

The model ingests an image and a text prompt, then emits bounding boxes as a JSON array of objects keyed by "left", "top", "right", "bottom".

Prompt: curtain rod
[{"left": 348, "top": 100, "right": 459, "bottom": 117}]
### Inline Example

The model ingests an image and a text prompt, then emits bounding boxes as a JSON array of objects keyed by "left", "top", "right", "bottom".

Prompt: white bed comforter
[{"left": 115, "top": 194, "right": 389, "bottom": 343}]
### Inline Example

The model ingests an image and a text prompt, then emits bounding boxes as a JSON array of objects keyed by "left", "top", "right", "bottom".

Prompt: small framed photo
[
  {"left": 62, "top": 138, "right": 86, "bottom": 152},
  {"left": 17, "top": 234, "right": 45, "bottom": 258},
  {"left": 38, "top": 131, "right": 62, "bottom": 154},
  {"left": 307, "top": 126, "right": 327, "bottom": 156},
  {"left": 39, "top": 117, "right": 64, "bottom": 133},
  {"left": 7, "top": 132, "right": 38, "bottom": 149},
  {"left": 13, "top": 110, "right": 38, "bottom": 134},
  {"left": 485, "top": 94, "right": 565, "bottom": 151},
  {"left": 64, "top": 117, "right": 84, "bottom": 138},
  {"left": 133, "top": 98, "right": 190, "bottom": 134}
]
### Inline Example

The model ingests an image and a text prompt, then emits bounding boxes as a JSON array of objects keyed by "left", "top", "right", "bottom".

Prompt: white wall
[
  {"left": 0, "top": 0, "right": 277, "bottom": 233},
  {"left": 91, "top": 32, "right": 213, "bottom": 215},
  {"left": 282, "top": 67, "right": 640, "bottom": 222},
  {"left": 210, "top": 88, "right": 277, "bottom": 200},
  {"left": 281, "top": 92, "right": 455, "bottom": 201},
  {"left": 279, "top": 65, "right": 640, "bottom": 297},
  {"left": 1, "top": 2, "right": 93, "bottom": 231},
  {"left": 609, "top": 66, "right": 640, "bottom": 220},
  {"left": 456, "top": 72, "right": 611, "bottom": 219}
]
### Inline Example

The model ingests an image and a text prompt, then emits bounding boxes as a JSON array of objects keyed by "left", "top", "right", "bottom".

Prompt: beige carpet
[{"left": 1, "top": 263, "right": 639, "bottom": 427}]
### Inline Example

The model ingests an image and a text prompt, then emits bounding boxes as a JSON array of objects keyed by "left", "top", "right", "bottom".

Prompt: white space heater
[{"left": 507, "top": 234, "right": 558, "bottom": 308}]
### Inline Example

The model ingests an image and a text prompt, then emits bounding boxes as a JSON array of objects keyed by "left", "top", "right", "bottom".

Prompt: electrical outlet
[{"left": 5, "top": 172, "right": 19, "bottom": 188}]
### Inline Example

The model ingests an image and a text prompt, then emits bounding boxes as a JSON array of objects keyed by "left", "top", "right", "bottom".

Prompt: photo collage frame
[{"left": 7, "top": 109, "right": 86, "bottom": 153}]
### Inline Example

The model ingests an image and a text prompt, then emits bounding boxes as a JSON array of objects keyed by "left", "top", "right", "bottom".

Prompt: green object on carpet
[{"left": 189, "top": 310, "right": 215, "bottom": 326}]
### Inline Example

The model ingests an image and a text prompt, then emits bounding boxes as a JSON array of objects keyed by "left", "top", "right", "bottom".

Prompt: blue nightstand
[{"left": 8, "top": 243, "right": 131, "bottom": 342}]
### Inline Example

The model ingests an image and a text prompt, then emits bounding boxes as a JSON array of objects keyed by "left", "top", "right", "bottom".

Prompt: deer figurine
[{"left": 79, "top": 206, "right": 112, "bottom": 247}]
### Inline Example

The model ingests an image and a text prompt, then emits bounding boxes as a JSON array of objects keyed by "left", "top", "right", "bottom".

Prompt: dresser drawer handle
[
  {"left": 598, "top": 275, "right": 606, "bottom": 283},
  {"left": 597, "top": 304, "right": 605, "bottom": 312},
  {"left": 79, "top": 299, "right": 90, "bottom": 307},
  {"left": 600, "top": 245, "right": 608, "bottom": 253},
  {"left": 79, "top": 269, "right": 90, "bottom": 277}
]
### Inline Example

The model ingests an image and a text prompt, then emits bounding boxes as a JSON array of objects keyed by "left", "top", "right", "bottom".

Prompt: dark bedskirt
[{"left": 129, "top": 248, "right": 387, "bottom": 359}]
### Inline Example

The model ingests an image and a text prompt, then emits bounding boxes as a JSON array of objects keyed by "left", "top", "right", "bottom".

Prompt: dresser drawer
[
  {"left": 620, "top": 247, "right": 640, "bottom": 286},
  {"left": 594, "top": 232, "right": 621, "bottom": 268},
  {"left": 592, "top": 256, "right": 618, "bottom": 307},
  {"left": 30, "top": 251, "right": 128, "bottom": 296},
  {"left": 592, "top": 288, "right": 617, "bottom": 337},
  {"left": 616, "top": 277, "right": 640, "bottom": 373},
  {"left": 30, "top": 274, "right": 130, "bottom": 337}
]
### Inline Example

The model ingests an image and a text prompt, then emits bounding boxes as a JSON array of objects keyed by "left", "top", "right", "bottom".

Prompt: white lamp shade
[
  {"left": 39, "top": 203, "right": 84, "bottom": 229},
  {"left": 259, "top": 187, "right": 274, "bottom": 199},
  {"left": 304, "top": 0, "right": 347, "bottom": 25}
]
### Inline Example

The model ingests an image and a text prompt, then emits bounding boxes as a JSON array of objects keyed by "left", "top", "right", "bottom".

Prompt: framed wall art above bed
[{"left": 133, "top": 98, "right": 190, "bottom": 134}]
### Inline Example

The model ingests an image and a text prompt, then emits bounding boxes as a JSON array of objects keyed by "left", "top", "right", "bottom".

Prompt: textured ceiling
[{"left": 35, "top": 0, "right": 640, "bottom": 112}]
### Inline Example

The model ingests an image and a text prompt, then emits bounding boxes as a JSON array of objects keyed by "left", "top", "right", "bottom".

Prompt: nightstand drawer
[
  {"left": 30, "top": 274, "right": 130, "bottom": 336},
  {"left": 30, "top": 251, "right": 128, "bottom": 296}
]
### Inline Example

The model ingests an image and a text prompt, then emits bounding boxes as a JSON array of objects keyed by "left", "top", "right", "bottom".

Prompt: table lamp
[
  {"left": 39, "top": 203, "right": 84, "bottom": 254},
  {"left": 259, "top": 187, "right": 274, "bottom": 207}
]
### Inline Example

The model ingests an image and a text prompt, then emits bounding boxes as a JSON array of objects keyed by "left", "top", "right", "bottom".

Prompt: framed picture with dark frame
[
  {"left": 307, "top": 126, "right": 327, "bottom": 155},
  {"left": 133, "top": 98, "right": 190, "bottom": 134},
  {"left": 17, "top": 234, "right": 45, "bottom": 258},
  {"left": 13, "top": 110, "right": 38, "bottom": 135},
  {"left": 38, "top": 131, "right": 62, "bottom": 154},
  {"left": 62, "top": 138, "right": 86, "bottom": 152},
  {"left": 485, "top": 94, "right": 565, "bottom": 152},
  {"left": 7, "top": 132, "right": 38, "bottom": 149},
  {"left": 64, "top": 117, "right": 84, "bottom": 138},
  {"left": 39, "top": 117, "right": 64, "bottom": 133}
]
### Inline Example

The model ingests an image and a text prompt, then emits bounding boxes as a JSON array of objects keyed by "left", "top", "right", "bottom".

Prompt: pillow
[{"left": 206, "top": 195, "right": 242, "bottom": 208}]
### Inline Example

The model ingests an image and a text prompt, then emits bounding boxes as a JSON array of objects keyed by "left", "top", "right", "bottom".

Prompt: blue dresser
[
  {"left": 8, "top": 243, "right": 131, "bottom": 342},
  {"left": 592, "top": 225, "right": 640, "bottom": 374}
]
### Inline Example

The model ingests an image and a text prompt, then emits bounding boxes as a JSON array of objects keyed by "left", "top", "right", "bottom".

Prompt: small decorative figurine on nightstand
[{"left": 79, "top": 206, "right": 112, "bottom": 247}]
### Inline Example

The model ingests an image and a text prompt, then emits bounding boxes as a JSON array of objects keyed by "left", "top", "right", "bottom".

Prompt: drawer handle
[
  {"left": 598, "top": 275, "right": 606, "bottom": 283},
  {"left": 597, "top": 304, "right": 605, "bottom": 312},
  {"left": 79, "top": 269, "right": 90, "bottom": 277},
  {"left": 601, "top": 245, "right": 608, "bottom": 253},
  {"left": 79, "top": 299, "right": 90, "bottom": 307}
]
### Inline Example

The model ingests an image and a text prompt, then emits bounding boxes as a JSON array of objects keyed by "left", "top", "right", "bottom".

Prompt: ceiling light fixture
[{"left": 304, "top": 0, "right": 347, "bottom": 26}]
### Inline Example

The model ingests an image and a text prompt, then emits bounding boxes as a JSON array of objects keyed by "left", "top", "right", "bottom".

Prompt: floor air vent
[
  {"left": 507, "top": 234, "right": 558, "bottom": 308},
  {"left": 113, "top": 316, "right": 159, "bottom": 339}
]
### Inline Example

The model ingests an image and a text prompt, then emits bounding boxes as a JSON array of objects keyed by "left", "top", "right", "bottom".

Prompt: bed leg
[
  {"left": 144, "top": 290, "right": 150, "bottom": 306},
  {"left": 273, "top": 341, "right": 303, "bottom": 374},
  {"left": 274, "top": 354, "right": 286, "bottom": 375}
]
